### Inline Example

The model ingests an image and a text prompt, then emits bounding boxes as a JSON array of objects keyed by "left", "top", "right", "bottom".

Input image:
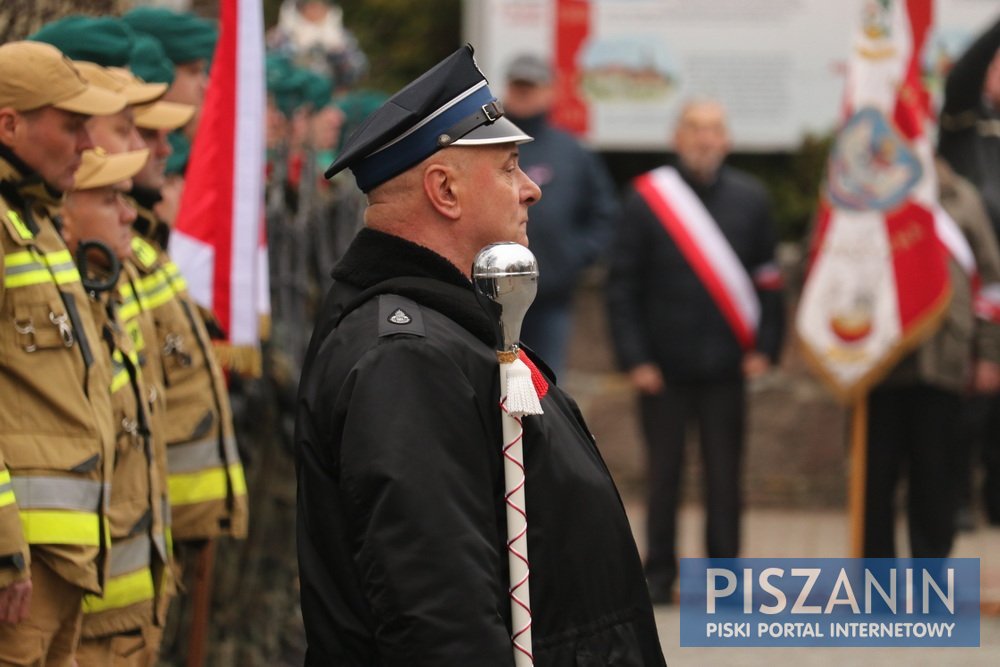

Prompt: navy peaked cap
[{"left": 324, "top": 45, "right": 531, "bottom": 192}]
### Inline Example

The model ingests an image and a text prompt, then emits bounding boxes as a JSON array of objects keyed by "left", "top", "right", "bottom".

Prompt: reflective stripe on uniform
[
  {"left": 14, "top": 474, "right": 104, "bottom": 545},
  {"left": 6, "top": 210, "right": 34, "bottom": 240},
  {"left": 3, "top": 249, "right": 81, "bottom": 288},
  {"left": 130, "top": 236, "right": 157, "bottom": 269},
  {"left": 108, "top": 534, "right": 152, "bottom": 577},
  {"left": 230, "top": 463, "right": 247, "bottom": 496},
  {"left": 168, "top": 463, "right": 246, "bottom": 506},
  {"left": 11, "top": 476, "right": 103, "bottom": 511},
  {"left": 118, "top": 283, "right": 141, "bottom": 322},
  {"left": 167, "top": 437, "right": 223, "bottom": 473},
  {"left": 44, "top": 250, "right": 81, "bottom": 285},
  {"left": 81, "top": 567, "right": 155, "bottom": 614},
  {"left": 20, "top": 510, "right": 100, "bottom": 546},
  {"left": 0, "top": 469, "right": 14, "bottom": 507},
  {"left": 163, "top": 262, "right": 187, "bottom": 292},
  {"left": 110, "top": 349, "right": 131, "bottom": 393},
  {"left": 138, "top": 271, "right": 174, "bottom": 310}
]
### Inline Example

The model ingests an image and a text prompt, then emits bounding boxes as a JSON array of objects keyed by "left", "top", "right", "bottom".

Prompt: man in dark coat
[
  {"left": 295, "top": 46, "right": 665, "bottom": 666},
  {"left": 606, "top": 99, "right": 785, "bottom": 604}
]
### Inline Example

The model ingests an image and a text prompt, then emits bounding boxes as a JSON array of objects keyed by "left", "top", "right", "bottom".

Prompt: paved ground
[{"left": 635, "top": 505, "right": 1000, "bottom": 665}]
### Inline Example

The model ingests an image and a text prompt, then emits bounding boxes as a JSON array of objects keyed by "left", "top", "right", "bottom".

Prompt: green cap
[
  {"left": 29, "top": 15, "right": 136, "bottom": 67},
  {"left": 123, "top": 7, "right": 217, "bottom": 65},
  {"left": 165, "top": 131, "right": 190, "bottom": 176},
  {"left": 130, "top": 33, "right": 175, "bottom": 86}
]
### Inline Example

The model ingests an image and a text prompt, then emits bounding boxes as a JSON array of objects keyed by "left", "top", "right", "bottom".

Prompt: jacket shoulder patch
[{"left": 378, "top": 294, "right": 425, "bottom": 338}]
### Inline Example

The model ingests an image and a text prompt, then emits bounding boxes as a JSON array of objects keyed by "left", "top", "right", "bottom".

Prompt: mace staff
[{"left": 473, "top": 242, "right": 544, "bottom": 667}]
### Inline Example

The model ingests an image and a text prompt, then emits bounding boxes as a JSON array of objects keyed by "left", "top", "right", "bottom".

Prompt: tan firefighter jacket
[
  {"left": 129, "top": 206, "right": 247, "bottom": 541},
  {"left": 0, "top": 153, "right": 116, "bottom": 594},
  {"left": 80, "top": 265, "right": 173, "bottom": 637}
]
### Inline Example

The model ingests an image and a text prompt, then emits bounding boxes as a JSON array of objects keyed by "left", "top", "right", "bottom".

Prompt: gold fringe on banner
[
  {"left": 212, "top": 342, "right": 263, "bottom": 378},
  {"left": 258, "top": 314, "right": 271, "bottom": 343}
]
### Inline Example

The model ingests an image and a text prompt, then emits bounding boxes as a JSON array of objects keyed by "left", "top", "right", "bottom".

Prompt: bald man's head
[{"left": 673, "top": 98, "right": 730, "bottom": 184}]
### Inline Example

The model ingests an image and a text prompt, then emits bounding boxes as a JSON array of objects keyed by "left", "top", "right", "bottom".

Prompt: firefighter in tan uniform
[
  {"left": 66, "top": 62, "right": 196, "bottom": 667},
  {"left": 118, "top": 8, "right": 248, "bottom": 546},
  {"left": 0, "top": 42, "right": 126, "bottom": 665},
  {"left": 129, "top": 224, "right": 249, "bottom": 541},
  {"left": 40, "top": 47, "right": 202, "bottom": 663},
  {"left": 59, "top": 147, "right": 172, "bottom": 667},
  {"left": 125, "top": 27, "right": 249, "bottom": 660},
  {"left": 30, "top": 18, "right": 246, "bottom": 657}
]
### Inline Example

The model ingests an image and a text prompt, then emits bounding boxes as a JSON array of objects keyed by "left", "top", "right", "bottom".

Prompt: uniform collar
[
  {"left": 332, "top": 227, "right": 497, "bottom": 347},
  {"left": 129, "top": 185, "right": 170, "bottom": 249},
  {"left": 332, "top": 227, "right": 472, "bottom": 291},
  {"left": 0, "top": 143, "right": 65, "bottom": 210}
]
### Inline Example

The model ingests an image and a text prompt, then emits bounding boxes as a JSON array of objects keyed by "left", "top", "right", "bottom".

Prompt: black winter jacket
[
  {"left": 606, "top": 164, "right": 785, "bottom": 381},
  {"left": 296, "top": 228, "right": 665, "bottom": 666}
]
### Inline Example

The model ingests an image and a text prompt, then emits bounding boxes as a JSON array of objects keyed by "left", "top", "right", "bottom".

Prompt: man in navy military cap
[{"left": 295, "top": 45, "right": 665, "bottom": 666}]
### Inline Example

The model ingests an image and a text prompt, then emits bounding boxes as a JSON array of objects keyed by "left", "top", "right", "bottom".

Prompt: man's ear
[
  {"left": 0, "top": 108, "right": 19, "bottom": 147},
  {"left": 423, "top": 161, "right": 462, "bottom": 221}
]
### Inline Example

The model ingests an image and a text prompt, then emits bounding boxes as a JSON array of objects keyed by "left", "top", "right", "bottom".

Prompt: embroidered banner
[{"left": 795, "top": 0, "right": 950, "bottom": 402}]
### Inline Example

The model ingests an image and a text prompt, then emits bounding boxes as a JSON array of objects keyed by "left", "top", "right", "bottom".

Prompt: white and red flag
[
  {"left": 796, "top": 0, "right": 950, "bottom": 402},
  {"left": 170, "top": 0, "right": 269, "bottom": 375}
]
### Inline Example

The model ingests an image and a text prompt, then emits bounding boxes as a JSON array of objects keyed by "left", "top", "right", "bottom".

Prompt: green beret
[
  {"left": 130, "top": 34, "right": 175, "bottom": 86},
  {"left": 29, "top": 15, "right": 136, "bottom": 67},
  {"left": 301, "top": 70, "right": 333, "bottom": 111},
  {"left": 165, "top": 131, "right": 190, "bottom": 176},
  {"left": 266, "top": 53, "right": 295, "bottom": 92},
  {"left": 269, "top": 66, "right": 311, "bottom": 117},
  {"left": 123, "top": 7, "right": 217, "bottom": 65},
  {"left": 268, "top": 53, "right": 337, "bottom": 114}
]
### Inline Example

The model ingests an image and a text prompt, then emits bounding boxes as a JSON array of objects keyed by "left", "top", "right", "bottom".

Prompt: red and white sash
[
  {"left": 635, "top": 166, "right": 760, "bottom": 350},
  {"left": 934, "top": 205, "right": 974, "bottom": 277},
  {"left": 933, "top": 205, "right": 1000, "bottom": 324}
]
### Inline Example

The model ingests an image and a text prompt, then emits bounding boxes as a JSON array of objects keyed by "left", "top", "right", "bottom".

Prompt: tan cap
[
  {"left": 133, "top": 100, "right": 195, "bottom": 130},
  {"left": 0, "top": 42, "right": 126, "bottom": 115},
  {"left": 72, "top": 61, "right": 167, "bottom": 106},
  {"left": 73, "top": 146, "right": 150, "bottom": 190}
]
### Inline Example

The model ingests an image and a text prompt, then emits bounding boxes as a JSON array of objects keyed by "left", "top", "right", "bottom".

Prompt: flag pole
[
  {"left": 473, "top": 243, "right": 543, "bottom": 667},
  {"left": 848, "top": 396, "right": 867, "bottom": 558}
]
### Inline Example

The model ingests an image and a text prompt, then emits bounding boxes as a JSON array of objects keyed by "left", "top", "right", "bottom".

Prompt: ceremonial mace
[{"left": 473, "top": 242, "right": 544, "bottom": 667}]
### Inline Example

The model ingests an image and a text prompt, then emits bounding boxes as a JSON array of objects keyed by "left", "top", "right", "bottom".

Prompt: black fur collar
[{"left": 332, "top": 227, "right": 498, "bottom": 346}]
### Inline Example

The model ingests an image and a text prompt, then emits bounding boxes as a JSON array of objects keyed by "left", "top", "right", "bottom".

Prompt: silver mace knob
[{"left": 473, "top": 242, "right": 539, "bottom": 359}]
